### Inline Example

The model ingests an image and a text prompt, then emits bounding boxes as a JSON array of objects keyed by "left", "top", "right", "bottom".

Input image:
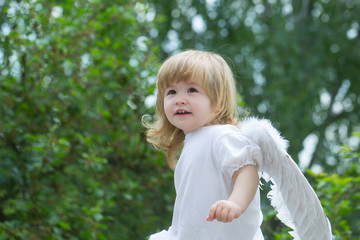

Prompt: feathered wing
[{"left": 240, "top": 118, "right": 333, "bottom": 240}]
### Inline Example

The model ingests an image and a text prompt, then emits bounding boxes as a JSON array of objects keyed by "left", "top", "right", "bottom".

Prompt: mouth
[{"left": 175, "top": 110, "right": 191, "bottom": 115}]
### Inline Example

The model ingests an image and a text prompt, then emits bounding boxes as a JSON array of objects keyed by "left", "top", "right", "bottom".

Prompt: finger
[
  {"left": 226, "top": 211, "right": 235, "bottom": 222},
  {"left": 207, "top": 203, "right": 218, "bottom": 221},
  {"left": 215, "top": 204, "right": 225, "bottom": 222},
  {"left": 220, "top": 208, "right": 230, "bottom": 223}
]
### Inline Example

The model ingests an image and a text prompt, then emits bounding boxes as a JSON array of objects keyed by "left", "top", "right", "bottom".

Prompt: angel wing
[{"left": 240, "top": 117, "right": 333, "bottom": 240}]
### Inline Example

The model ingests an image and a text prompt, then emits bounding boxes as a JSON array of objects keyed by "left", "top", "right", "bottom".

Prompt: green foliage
[
  {"left": 0, "top": 0, "right": 173, "bottom": 239},
  {"left": 1, "top": 0, "right": 358, "bottom": 239},
  {"left": 313, "top": 133, "right": 360, "bottom": 239},
  {"left": 311, "top": 166, "right": 360, "bottom": 239}
]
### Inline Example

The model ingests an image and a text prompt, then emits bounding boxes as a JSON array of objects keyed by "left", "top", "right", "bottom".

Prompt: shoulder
[
  {"left": 186, "top": 124, "right": 240, "bottom": 139},
  {"left": 204, "top": 124, "right": 241, "bottom": 136},
  {"left": 204, "top": 124, "right": 255, "bottom": 147},
  {"left": 186, "top": 124, "right": 258, "bottom": 148},
  {"left": 184, "top": 124, "right": 242, "bottom": 149},
  {"left": 188, "top": 124, "right": 242, "bottom": 144}
]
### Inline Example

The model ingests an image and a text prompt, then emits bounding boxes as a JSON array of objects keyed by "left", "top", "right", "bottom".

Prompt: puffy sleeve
[{"left": 214, "top": 132, "right": 262, "bottom": 179}]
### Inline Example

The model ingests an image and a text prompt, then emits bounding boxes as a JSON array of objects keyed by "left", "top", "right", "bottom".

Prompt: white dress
[{"left": 150, "top": 124, "right": 264, "bottom": 240}]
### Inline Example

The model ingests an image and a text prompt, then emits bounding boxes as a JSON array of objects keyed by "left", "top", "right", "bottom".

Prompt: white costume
[
  {"left": 150, "top": 118, "right": 333, "bottom": 240},
  {"left": 150, "top": 124, "right": 264, "bottom": 240}
]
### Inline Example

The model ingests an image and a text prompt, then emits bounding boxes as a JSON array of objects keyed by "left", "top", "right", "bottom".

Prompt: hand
[{"left": 206, "top": 200, "right": 243, "bottom": 223}]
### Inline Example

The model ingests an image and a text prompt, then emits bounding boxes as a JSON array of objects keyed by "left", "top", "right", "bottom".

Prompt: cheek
[
  {"left": 196, "top": 98, "right": 212, "bottom": 116},
  {"left": 204, "top": 99, "right": 214, "bottom": 120},
  {"left": 163, "top": 99, "right": 172, "bottom": 117},
  {"left": 204, "top": 97, "right": 212, "bottom": 111}
]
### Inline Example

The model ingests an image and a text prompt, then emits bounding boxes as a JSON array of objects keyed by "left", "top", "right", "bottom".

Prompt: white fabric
[{"left": 150, "top": 124, "right": 264, "bottom": 240}]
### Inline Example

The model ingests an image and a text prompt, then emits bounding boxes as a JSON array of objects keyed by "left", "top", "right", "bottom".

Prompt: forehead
[{"left": 158, "top": 59, "right": 206, "bottom": 92}]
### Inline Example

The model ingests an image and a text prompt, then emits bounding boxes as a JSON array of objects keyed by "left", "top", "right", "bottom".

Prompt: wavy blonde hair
[{"left": 144, "top": 50, "right": 240, "bottom": 168}]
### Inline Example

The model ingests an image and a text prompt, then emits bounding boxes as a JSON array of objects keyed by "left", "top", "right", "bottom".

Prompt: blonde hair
[{"left": 144, "top": 50, "right": 240, "bottom": 168}]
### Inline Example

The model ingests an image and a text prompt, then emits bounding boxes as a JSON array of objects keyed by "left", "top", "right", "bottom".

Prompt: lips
[{"left": 175, "top": 109, "right": 191, "bottom": 115}]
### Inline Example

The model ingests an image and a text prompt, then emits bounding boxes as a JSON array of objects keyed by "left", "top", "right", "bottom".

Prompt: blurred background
[{"left": 0, "top": 0, "right": 359, "bottom": 239}]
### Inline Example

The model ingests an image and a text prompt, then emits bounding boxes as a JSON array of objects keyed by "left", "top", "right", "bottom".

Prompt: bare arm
[{"left": 206, "top": 165, "right": 259, "bottom": 222}]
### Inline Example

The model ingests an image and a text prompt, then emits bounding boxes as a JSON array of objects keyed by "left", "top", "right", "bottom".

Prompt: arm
[{"left": 206, "top": 165, "right": 259, "bottom": 223}]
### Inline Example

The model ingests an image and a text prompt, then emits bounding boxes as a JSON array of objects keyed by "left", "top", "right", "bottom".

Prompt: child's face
[{"left": 164, "top": 81, "right": 213, "bottom": 134}]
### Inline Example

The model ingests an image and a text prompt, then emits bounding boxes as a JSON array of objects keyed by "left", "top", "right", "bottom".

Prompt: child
[
  {"left": 145, "top": 50, "right": 264, "bottom": 239},
  {"left": 144, "top": 50, "right": 332, "bottom": 240}
]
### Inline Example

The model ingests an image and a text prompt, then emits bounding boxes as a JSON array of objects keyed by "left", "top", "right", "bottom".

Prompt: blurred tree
[
  {"left": 149, "top": 0, "right": 360, "bottom": 173},
  {"left": 0, "top": 0, "right": 173, "bottom": 239},
  {"left": 1, "top": 0, "right": 359, "bottom": 239}
]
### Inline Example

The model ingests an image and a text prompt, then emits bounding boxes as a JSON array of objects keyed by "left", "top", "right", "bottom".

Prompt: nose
[{"left": 175, "top": 95, "right": 187, "bottom": 105}]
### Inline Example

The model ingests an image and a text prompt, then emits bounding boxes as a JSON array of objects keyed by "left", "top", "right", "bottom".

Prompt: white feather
[{"left": 240, "top": 117, "right": 333, "bottom": 240}]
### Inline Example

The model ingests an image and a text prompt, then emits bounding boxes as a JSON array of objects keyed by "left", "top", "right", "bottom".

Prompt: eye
[
  {"left": 188, "top": 87, "right": 198, "bottom": 93},
  {"left": 167, "top": 89, "right": 176, "bottom": 95}
]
